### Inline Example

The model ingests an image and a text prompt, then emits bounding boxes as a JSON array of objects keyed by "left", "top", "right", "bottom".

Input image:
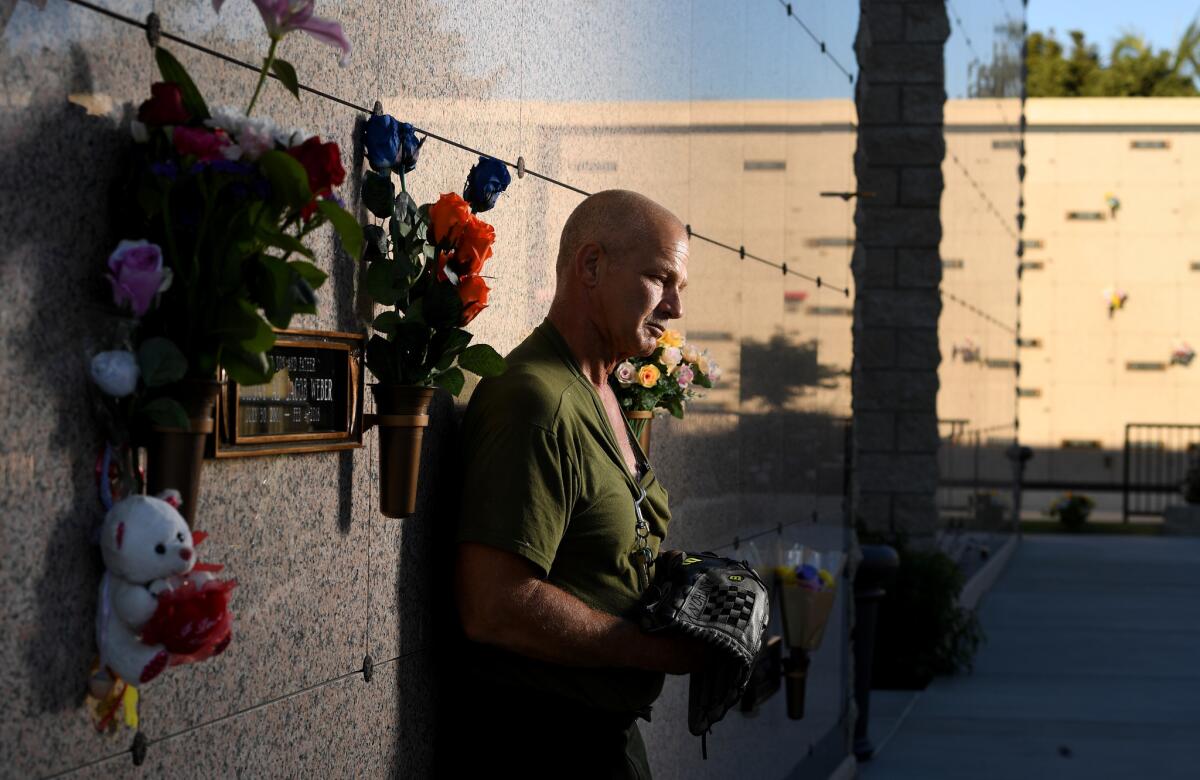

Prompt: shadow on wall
[
  {"left": 3, "top": 43, "right": 130, "bottom": 717},
  {"left": 739, "top": 334, "right": 847, "bottom": 411},
  {"left": 399, "top": 390, "right": 463, "bottom": 776}
]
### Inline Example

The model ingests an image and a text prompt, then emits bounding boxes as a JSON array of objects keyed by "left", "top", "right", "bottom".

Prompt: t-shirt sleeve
[{"left": 457, "top": 419, "right": 576, "bottom": 577}]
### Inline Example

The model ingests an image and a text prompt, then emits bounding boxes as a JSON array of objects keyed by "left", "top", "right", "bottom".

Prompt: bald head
[{"left": 555, "top": 190, "right": 685, "bottom": 278}]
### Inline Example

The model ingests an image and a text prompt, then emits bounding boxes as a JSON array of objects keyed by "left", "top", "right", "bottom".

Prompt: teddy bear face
[{"left": 101, "top": 493, "right": 197, "bottom": 584}]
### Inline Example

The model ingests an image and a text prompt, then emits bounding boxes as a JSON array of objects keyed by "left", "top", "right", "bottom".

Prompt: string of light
[{"left": 64, "top": 0, "right": 847, "bottom": 294}]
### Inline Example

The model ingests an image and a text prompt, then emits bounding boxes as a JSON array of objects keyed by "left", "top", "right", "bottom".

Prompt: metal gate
[{"left": 1123, "top": 423, "right": 1200, "bottom": 521}]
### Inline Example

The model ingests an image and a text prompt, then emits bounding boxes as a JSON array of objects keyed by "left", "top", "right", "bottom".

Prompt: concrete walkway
[{"left": 859, "top": 534, "right": 1200, "bottom": 779}]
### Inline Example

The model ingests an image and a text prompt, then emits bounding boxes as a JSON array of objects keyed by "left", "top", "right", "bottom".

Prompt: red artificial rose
[
  {"left": 428, "top": 192, "right": 472, "bottom": 245},
  {"left": 138, "top": 82, "right": 190, "bottom": 126},
  {"left": 286, "top": 136, "right": 345, "bottom": 197},
  {"left": 286, "top": 137, "right": 345, "bottom": 220},
  {"left": 173, "top": 126, "right": 230, "bottom": 162},
  {"left": 458, "top": 274, "right": 490, "bottom": 325}
]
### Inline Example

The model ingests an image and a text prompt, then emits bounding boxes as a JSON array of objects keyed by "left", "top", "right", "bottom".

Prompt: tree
[{"left": 1026, "top": 27, "right": 1200, "bottom": 97}]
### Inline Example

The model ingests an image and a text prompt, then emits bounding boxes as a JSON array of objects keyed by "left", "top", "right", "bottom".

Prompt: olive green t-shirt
[{"left": 457, "top": 320, "right": 671, "bottom": 713}]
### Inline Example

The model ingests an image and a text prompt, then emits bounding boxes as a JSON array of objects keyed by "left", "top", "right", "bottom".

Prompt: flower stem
[
  {"left": 398, "top": 167, "right": 408, "bottom": 194},
  {"left": 246, "top": 37, "right": 279, "bottom": 117}
]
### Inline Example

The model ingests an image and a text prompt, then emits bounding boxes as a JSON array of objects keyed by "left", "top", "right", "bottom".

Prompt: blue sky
[{"left": 1029, "top": 0, "right": 1200, "bottom": 56}]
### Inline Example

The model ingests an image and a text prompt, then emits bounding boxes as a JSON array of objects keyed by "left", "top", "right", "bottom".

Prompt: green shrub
[
  {"left": 1049, "top": 493, "right": 1094, "bottom": 531},
  {"left": 860, "top": 532, "right": 985, "bottom": 690}
]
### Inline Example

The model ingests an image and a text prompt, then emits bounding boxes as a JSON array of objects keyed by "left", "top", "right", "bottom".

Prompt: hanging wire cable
[
  {"left": 774, "top": 0, "right": 855, "bottom": 82},
  {"left": 947, "top": 152, "right": 1019, "bottom": 242},
  {"left": 42, "top": 648, "right": 430, "bottom": 778},
  {"left": 64, "top": 0, "right": 845, "bottom": 293},
  {"left": 942, "top": 288, "right": 1016, "bottom": 334}
]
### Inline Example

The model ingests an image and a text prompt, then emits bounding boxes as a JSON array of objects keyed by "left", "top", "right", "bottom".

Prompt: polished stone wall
[{"left": 1, "top": 0, "right": 860, "bottom": 777}]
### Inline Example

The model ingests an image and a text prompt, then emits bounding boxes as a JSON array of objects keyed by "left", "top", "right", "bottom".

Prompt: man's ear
[{"left": 576, "top": 242, "right": 604, "bottom": 288}]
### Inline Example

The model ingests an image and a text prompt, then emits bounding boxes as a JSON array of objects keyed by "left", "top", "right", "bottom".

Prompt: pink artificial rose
[
  {"left": 107, "top": 240, "right": 165, "bottom": 316},
  {"left": 675, "top": 364, "right": 695, "bottom": 389},
  {"left": 173, "top": 126, "right": 230, "bottom": 162}
]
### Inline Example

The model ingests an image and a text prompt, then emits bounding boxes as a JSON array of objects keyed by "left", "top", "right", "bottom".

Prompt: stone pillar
[{"left": 851, "top": 0, "right": 949, "bottom": 539}]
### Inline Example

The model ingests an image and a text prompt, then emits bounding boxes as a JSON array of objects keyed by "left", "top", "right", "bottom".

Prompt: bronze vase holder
[
  {"left": 783, "top": 650, "right": 812, "bottom": 720},
  {"left": 142, "top": 379, "right": 222, "bottom": 527},
  {"left": 625, "top": 410, "right": 653, "bottom": 456},
  {"left": 365, "top": 384, "right": 434, "bottom": 518}
]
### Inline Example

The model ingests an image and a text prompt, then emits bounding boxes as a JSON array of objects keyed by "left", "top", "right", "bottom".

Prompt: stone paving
[{"left": 858, "top": 534, "right": 1200, "bottom": 779}]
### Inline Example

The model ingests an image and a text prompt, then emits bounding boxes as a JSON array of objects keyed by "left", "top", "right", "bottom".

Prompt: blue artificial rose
[
  {"left": 397, "top": 122, "right": 423, "bottom": 173},
  {"left": 363, "top": 113, "right": 424, "bottom": 174},
  {"left": 462, "top": 156, "right": 511, "bottom": 212}
]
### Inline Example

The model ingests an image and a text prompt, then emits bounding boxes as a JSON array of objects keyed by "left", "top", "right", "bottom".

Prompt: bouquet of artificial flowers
[
  {"left": 614, "top": 329, "right": 721, "bottom": 439},
  {"left": 359, "top": 111, "right": 511, "bottom": 393},
  {"left": 775, "top": 545, "right": 844, "bottom": 652},
  {"left": 91, "top": 0, "right": 360, "bottom": 500}
]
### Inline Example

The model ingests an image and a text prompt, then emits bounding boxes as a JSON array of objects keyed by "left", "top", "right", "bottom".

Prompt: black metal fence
[{"left": 1123, "top": 423, "right": 1200, "bottom": 521}]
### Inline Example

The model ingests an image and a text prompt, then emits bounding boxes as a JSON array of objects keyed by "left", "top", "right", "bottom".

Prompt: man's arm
[{"left": 455, "top": 542, "right": 707, "bottom": 675}]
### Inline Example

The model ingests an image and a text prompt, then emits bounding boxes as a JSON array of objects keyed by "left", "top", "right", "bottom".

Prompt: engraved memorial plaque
[{"left": 211, "top": 329, "right": 364, "bottom": 458}]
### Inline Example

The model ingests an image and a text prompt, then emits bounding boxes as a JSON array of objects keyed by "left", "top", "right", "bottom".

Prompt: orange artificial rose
[
  {"left": 454, "top": 216, "right": 495, "bottom": 277},
  {"left": 428, "top": 192, "right": 472, "bottom": 245},
  {"left": 458, "top": 274, "right": 490, "bottom": 325}
]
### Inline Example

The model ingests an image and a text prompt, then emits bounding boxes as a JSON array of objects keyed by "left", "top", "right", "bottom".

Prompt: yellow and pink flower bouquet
[{"left": 614, "top": 329, "right": 720, "bottom": 452}]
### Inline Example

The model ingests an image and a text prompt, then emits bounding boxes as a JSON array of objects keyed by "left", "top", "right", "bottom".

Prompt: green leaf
[
  {"left": 422, "top": 281, "right": 463, "bottom": 330},
  {"left": 362, "top": 224, "right": 387, "bottom": 263},
  {"left": 289, "top": 260, "right": 328, "bottom": 290},
  {"left": 137, "top": 337, "right": 188, "bottom": 388},
  {"left": 222, "top": 346, "right": 272, "bottom": 385},
  {"left": 373, "top": 311, "right": 401, "bottom": 335},
  {"left": 248, "top": 255, "right": 295, "bottom": 329},
  {"left": 361, "top": 171, "right": 396, "bottom": 220},
  {"left": 317, "top": 200, "right": 364, "bottom": 260},
  {"left": 429, "top": 328, "right": 473, "bottom": 371},
  {"left": 365, "top": 259, "right": 399, "bottom": 306},
  {"left": 432, "top": 367, "right": 465, "bottom": 396},
  {"left": 365, "top": 334, "right": 399, "bottom": 384},
  {"left": 260, "top": 229, "right": 314, "bottom": 259},
  {"left": 457, "top": 343, "right": 507, "bottom": 378},
  {"left": 239, "top": 312, "right": 276, "bottom": 353},
  {"left": 139, "top": 397, "right": 189, "bottom": 429},
  {"left": 154, "top": 47, "right": 210, "bottom": 120},
  {"left": 258, "top": 150, "right": 312, "bottom": 210},
  {"left": 270, "top": 57, "right": 301, "bottom": 101},
  {"left": 393, "top": 320, "right": 433, "bottom": 354}
]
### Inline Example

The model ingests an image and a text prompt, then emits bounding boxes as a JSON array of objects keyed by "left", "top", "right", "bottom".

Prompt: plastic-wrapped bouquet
[{"left": 775, "top": 545, "right": 844, "bottom": 652}]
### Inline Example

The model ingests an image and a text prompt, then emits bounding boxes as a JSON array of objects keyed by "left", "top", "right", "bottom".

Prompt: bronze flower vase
[
  {"left": 143, "top": 378, "right": 222, "bottom": 527},
  {"left": 625, "top": 411, "right": 653, "bottom": 456},
  {"left": 367, "top": 385, "right": 434, "bottom": 518}
]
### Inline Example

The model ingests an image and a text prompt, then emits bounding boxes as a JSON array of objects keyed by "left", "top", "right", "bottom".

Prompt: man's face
[{"left": 595, "top": 227, "right": 689, "bottom": 359}]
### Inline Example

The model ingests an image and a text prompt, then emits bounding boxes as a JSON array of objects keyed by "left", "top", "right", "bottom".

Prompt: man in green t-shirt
[{"left": 451, "top": 190, "right": 708, "bottom": 778}]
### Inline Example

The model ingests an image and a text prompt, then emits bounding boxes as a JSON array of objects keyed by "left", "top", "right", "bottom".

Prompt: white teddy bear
[{"left": 91, "top": 490, "right": 200, "bottom": 693}]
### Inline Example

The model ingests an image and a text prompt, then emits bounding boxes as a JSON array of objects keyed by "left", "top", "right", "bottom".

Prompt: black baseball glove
[{"left": 638, "top": 550, "right": 770, "bottom": 737}]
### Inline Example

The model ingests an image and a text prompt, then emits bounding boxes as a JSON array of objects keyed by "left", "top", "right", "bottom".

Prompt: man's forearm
[{"left": 464, "top": 574, "right": 693, "bottom": 674}]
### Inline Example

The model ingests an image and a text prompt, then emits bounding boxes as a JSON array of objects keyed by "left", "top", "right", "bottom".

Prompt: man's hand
[{"left": 456, "top": 542, "right": 712, "bottom": 674}]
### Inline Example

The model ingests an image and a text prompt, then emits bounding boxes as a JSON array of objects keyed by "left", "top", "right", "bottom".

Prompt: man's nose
[{"left": 659, "top": 286, "right": 684, "bottom": 320}]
